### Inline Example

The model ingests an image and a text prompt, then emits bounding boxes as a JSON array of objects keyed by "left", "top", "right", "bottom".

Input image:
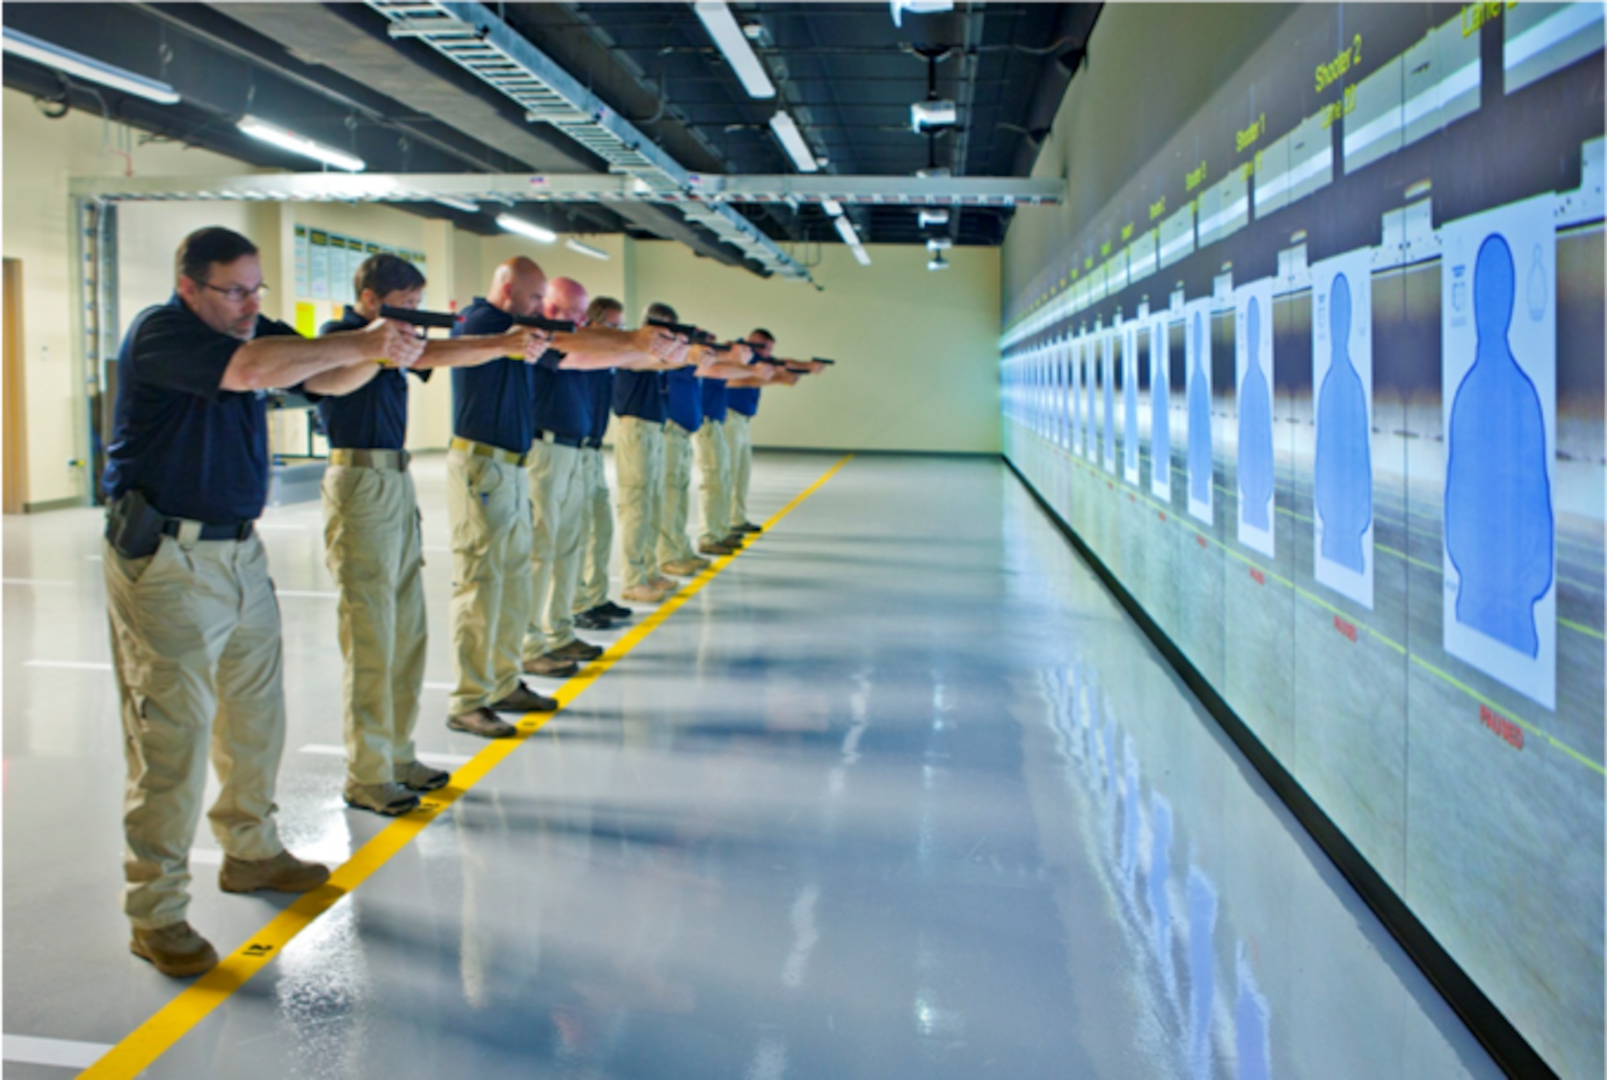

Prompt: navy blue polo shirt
[
  {"left": 699, "top": 376, "right": 728, "bottom": 424},
  {"left": 613, "top": 370, "right": 665, "bottom": 423},
  {"left": 102, "top": 294, "right": 301, "bottom": 523},
  {"left": 585, "top": 369, "right": 614, "bottom": 442},
  {"left": 727, "top": 386, "right": 760, "bottom": 417},
  {"left": 531, "top": 354, "right": 591, "bottom": 440},
  {"left": 664, "top": 367, "right": 703, "bottom": 433},
  {"left": 316, "top": 307, "right": 431, "bottom": 450},
  {"left": 451, "top": 298, "right": 541, "bottom": 454}
]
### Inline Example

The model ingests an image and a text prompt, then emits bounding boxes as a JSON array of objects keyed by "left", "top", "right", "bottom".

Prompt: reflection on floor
[{"left": 1, "top": 453, "right": 1499, "bottom": 1079}]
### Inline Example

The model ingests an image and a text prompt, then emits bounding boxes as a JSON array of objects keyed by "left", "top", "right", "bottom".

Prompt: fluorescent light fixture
[
  {"left": 851, "top": 245, "right": 872, "bottom": 267},
  {"left": 237, "top": 115, "right": 365, "bottom": 172},
  {"left": 769, "top": 112, "right": 819, "bottom": 173},
  {"left": 916, "top": 166, "right": 951, "bottom": 179},
  {"left": 495, "top": 214, "right": 558, "bottom": 243},
  {"left": 910, "top": 98, "right": 958, "bottom": 131},
  {"left": 433, "top": 195, "right": 480, "bottom": 214},
  {"left": 926, "top": 236, "right": 953, "bottom": 252},
  {"left": 2, "top": 29, "right": 180, "bottom": 105},
  {"left": 821, "top": 198, "right": 845, "bottom": 217},
  {"left": 833, "top": 216, "right": 861, "bottom": 246},
  {"left": 890, "top": 0, "right": 954, "bottom": 28},
  {"left": 564, "top": 238, "right": 609, "bottom": 260},
  {"left": 927, "top": 254, "right": 950, "bottom": 271},
  {"left": 917, "top": 208, "right": 950, "bottom": 227},
  {"left": 695, "top": 2, "right": 775, "bottom": 99}
]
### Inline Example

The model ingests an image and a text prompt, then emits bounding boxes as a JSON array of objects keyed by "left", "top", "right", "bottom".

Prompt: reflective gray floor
[{"left": 3, "top": 453, "right": 1500, "bottom": 1078}]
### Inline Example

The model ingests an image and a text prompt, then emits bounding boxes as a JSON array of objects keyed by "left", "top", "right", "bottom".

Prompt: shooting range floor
[{"left": 2, "top": 452, "right": 1498, "bottom": 1079}]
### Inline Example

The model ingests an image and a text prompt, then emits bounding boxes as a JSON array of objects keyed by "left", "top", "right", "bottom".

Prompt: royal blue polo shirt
[
  {"left": 726, "top": 386, "right": 760, "bottom": 417},
  {"left": 316, "top": 307, "right": 431, "bottom": 450},
  {"left": 102, "top": 294, "right": 301, "bottom": 523},
  {"left": 451, "top": 298, "right": 542, "bottom": 455},
  {"left": 612, "top": 370, "right": 665, "bottom": 423},
  {"left": 699, "top": 376, "right": 728, "bottom": 424},
  {"left": 664, "top": 367, "right": 703, "bottom": 433}
]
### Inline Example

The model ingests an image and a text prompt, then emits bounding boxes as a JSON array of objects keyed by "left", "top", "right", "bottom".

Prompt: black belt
[
  {"left": 582, "top": 437, "right": 604, "bottom": 450},
  {"left": 160, "top": 518, "right": 254, "bottom": 542},
  {"left": 534, "top": 430, "right": 585, "bottom": 449}
]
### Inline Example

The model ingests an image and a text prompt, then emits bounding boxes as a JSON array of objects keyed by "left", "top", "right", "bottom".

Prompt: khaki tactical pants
[
  {"left": 525, "top": 437, "right": 585, "bottom": 659},
  {"left": 446, "top": 451, "right": 530, "bottom": 716},
  {"left": 659, "top": 422, "right": 698, "bottom": 565},
  {"left": 694, "top": 417, "right": 732, "bottom": 547},
  {"left": 321, "top": 464, "right": 427, "bottom": 786},
  {"left": 105, "top": 533, "right": 286, "bottom": 930},
  {"left": 574, "top": 445, "right": 614, "bottom": 613},
  {"left": 614, "top": 417, "right": 665, "bottom": 589},
  {"left": 724, "top": 412, "right": 753, "bottom": 528}
]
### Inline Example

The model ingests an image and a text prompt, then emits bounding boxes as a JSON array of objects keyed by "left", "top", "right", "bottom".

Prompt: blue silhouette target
[
  {"left": 1441, "top": 196, "right": 1556, "bottom": 710},
  {"left": 1151, "top": 318, "right": 1171, "bottom": 502},
  {"left": 1187, "top": 301, "right": 1214, "bottom": 524},
  {"left": 1312, "top": 250, "right": 1375, "bottom": 609},
  {"left": 1236, "top": 281, "right": 1276, "bottom": 556}
]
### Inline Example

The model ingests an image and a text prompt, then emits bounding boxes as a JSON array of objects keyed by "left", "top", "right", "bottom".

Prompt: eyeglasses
[{"left": 198, "top": 281, "right": 270, "bottom": 302}]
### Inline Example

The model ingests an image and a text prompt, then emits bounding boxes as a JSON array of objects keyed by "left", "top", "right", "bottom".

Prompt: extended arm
[{"left": 223, "top": 320, "right": 422, "bottom": 392}]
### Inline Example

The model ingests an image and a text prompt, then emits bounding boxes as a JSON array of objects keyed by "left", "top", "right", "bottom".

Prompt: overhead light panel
[
  {"left": 890, "top": 0, "right": 954, "bottom": 28},
  {"left": 2, "top": 29, "right": 181, "bottom": 105},
  {"left": 927, "top": 253, "right": 951, "bottom": 272},
  {"left": 910, "top": 98, "right": 958, "bottom": 132},
  {"left": 237, "top": 115, "right": 365, "bottom": 172},
  {"left": 564, "top": 238, "right": 609, "bottom": 260},
  {"left": 496, "top": 214, "right": 558, "bottom": 243},
  {"left": 918, "top": 208, "right": 950, "bottom": 227},
  {"left": 433, "top": 195, "right": 480, "bottom": 214},
  {"left": 926, "top": 236, "right": 953, "bottom": 252},
  {"left": 833, "top": 216, "right": 861, "bottom": 246},
  {"left": 851, "top": 245, "right": 872, "bottom": 267},
  {"left": 769, "top": 112, "right": 820, "bottom": 173},
  {"left": 695, "top": 2, "right": 776, "bottom": 99},
  {"left": 821, "top": 198, "right": 845, "bottom": 217}
]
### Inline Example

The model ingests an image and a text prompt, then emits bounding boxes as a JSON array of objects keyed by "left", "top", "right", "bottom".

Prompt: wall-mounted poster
[
  {"left": 1123, "top": 317, "right": 1141, "bottom": 485},
  {"left": 308, "top": 229, "right": 330, "bottom": 300},
  {"left": 1312, "top": 249, "right": 1375, "bottom": 609},
  {"left": 1150, "top": 316, "right": 1171, "bottom": 503},
  {"left": 1441, "top": 194, "right": 1557, "bottom": 710},
  {"left": 1083, "top": 329, "right": 1097, "bottom": 461},
  {"left": 1235, "top": 278, "right": 1276, "bottom": 557},
  {"left": 1102, "top": 327, "right": 1117, "bottom": 473},
  {"left": 1185, "top": 299, "right": 1213, "bottom": 525}
]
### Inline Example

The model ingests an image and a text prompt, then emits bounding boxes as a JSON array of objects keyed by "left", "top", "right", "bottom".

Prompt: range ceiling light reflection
[
  {"left": 2, "top": 29, "right": 181, "bottom": 105},
  {"left": 851, "top": 245, "right": 872, "bottom": 267},
  {"left": 564, "top": 238, "right": 609, "bottom": 260},
  {"left": 821, "top": 198, "right": 845, "bottom": 218},
  {"left": 695, "top": 1, "right": 776, "bottom": 99},
  {"left": 890, "top": 0, "right": 954, "bottom": 28},
  {"left": 495, "top": 214, "right": 558, "bottom": 243},
  {"left": 237, "top": 115, "right": 365, "bottom": 172},
  {"left": 918, "top": 208, "right": 951, "bottom": 228},
  {"left": 833, "top": 216, "right": 861, "bottom": 246},
  {"left": 769, "top": 112, "right": 820, "bottom": 173}
]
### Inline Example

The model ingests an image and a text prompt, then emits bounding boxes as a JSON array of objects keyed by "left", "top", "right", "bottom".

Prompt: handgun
[
  {"left": 510, "top": 313, "right": 578, "bottom": 333},
  {"left": 646, "top": 318, "right": 717, "bottom": 345},
  {"left": 811, "top": 357, "right": 838, "bottom": 366},
  {"left": 378, "top": 305, "right": 459, "bottom": 330}
]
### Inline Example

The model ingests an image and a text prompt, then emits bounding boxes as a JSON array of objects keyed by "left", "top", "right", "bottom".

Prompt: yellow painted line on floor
[{"left": 79, "top": 454, "right": 854, "bottom": 1080}]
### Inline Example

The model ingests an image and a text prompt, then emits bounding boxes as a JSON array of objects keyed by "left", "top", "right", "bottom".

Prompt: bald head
[
  {"left": 488, "top": 256, "right": 547, "bottom": 317},
  {"left": 544, "top": 277, "right": 589, "bottom": 324}
]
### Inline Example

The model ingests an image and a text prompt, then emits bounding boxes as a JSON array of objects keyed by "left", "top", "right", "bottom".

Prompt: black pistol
[
  {"left": 510, "top": 313, "right": 578, "bottom": 333},
  {"left": 378, "top": 305, "right": 459, "bottom": 330}
]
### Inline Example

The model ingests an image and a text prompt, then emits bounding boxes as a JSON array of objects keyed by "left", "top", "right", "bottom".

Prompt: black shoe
[
  {"left": 524, "top": 654, "right": 580, "bottom": 678},
  {"left": 732, "top": 522, "right": 763, "bottom": 534},
  {"left": 598, "top": 601, "right": 633, "bottom": 621},
  {"left": 489, "top": 682, "right": 558, "bottom": 713},
  {"left": 574, "top": 610, "right": 613, "bottom": 631},
  {"left": 549, "top": 638, "right": 604, "bottom": 662},
  {"left": 448, "top": 708, "right": 517, "bottom": 739}
]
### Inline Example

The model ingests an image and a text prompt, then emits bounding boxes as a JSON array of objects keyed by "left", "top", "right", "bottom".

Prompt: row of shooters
[{"left": 102, "top": 227, "right": 826, "bottom": 977}]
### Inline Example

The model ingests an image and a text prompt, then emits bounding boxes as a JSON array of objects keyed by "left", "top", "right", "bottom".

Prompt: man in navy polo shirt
[
  {"left": 102, "top": 226, "right": 424, "bottom": 977},
  {"left": 722, "top": 328, "right": 773, "bottom": 535},
  {"left": 449, "top": 260, "right": 675, "bottom": 735},
  {"left": 572, "top": 295, "right": 633, "bottom": 630},
  {"left": 318, "top": 253, "right": 544, "bottom": 816},
  {"left": 695, "top": 372, "right": 742, "bottom": 555}
]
